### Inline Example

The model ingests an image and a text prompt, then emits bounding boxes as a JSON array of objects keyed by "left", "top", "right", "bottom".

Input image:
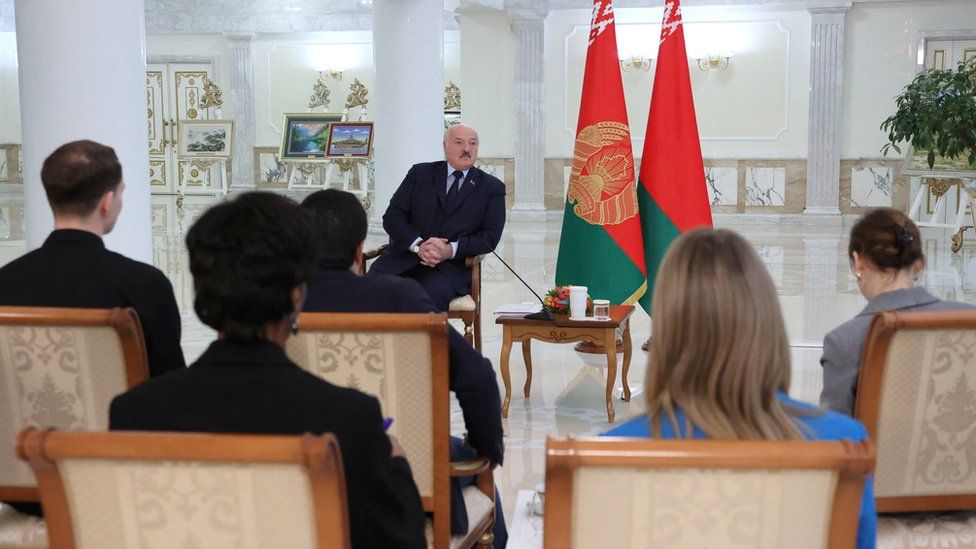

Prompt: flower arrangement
[{"left": 543, "top": 285, "right": 592, "bottom": 315}]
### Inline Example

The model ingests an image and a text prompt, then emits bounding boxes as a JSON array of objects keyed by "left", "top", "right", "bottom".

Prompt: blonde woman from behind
[{"left": 604, "top": 228, "right": 876, "bottom": 549}]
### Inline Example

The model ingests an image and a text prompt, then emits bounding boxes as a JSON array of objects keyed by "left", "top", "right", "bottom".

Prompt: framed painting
[
  {"left": 280, "top": 113, "right": 344, "bottom": 161},
  {"left": 325, "top": 122, "right": 374, "bottom": 158},
  {"left": 178, "top": 120, "right": 234, "bottom": 158}
]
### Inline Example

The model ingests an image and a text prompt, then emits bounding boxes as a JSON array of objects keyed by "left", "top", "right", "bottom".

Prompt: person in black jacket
[
  {"left": 368, "top": 124, "right": 506, "bottom": 311},
  {"left": 0, "top": 140, "right": 184, "bottom": 378},
  {"left": 301, "top": 189, "right": 506, "bottom": 548},
  {"left": 109, "top": 192, "right": 426, "bottom": 548}
]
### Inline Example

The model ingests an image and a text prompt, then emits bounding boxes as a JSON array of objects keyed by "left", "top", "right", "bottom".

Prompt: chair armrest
[
  {"left": 465, "top": 254, "right": 485, "bottom": 269},
  {"left": 363, "top": 243, "right": 388, "bottom": 261}
]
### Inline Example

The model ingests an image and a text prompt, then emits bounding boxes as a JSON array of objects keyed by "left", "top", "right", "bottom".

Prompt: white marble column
[
  {"left": 15, "top": 0, "right": 152, "bottom": 262},
  {"left": 509, "top": 6, "right": 548, "bottom": 219},
  {"left": 804, "top": 1, "right": 851, "bottom": 219},
  {"left": 371, "top": 0, "right": 444, "bottom": 226},
  {"left": 226, "top": 32, "right": 256, "bottom": 189}
]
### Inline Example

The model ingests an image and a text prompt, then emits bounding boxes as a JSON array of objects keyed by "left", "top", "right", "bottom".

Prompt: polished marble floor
[{"left": 3, "top": 188, "right": 976, "bottom": 543}]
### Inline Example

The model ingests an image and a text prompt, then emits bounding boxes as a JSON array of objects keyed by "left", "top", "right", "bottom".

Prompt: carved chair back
[
  {"left": 0, "top": 307, "right": 148, "bottom": 503},
  {"left": 855, "top": 310, "right": 976, "bottom": 512},
  {"left": 16, "top": 429, "right": 348, "bottom": 549}
]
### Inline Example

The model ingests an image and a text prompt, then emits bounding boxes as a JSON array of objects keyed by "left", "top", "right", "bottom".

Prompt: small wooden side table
[{"left": 495, "top": 305, "right": 634, "bottom": 423}]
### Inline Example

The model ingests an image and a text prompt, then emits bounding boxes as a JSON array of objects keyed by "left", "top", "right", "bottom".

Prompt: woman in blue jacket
[{"left": 606, "top": 228, "right": 876, "bottom": 549}]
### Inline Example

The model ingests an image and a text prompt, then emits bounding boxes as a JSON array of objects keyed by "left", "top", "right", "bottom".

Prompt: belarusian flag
[
  {"left": 555, "top": 0, "right": 647, "bottom": 307},
  {"left": 637, "top": 0, "right": 713, "bottom": 311}
]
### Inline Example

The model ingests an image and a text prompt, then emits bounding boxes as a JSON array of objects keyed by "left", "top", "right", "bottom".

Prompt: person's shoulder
[
  {"left": 782, "top": 395, "right": 868, "bottom": 441},
  {"left": 409, "top": 161, "right": 442, "bottom": 175},
  {"left": 0, "top": 248, "right": 43, "bottom": 281},
  {"left": 823, "top": 314, "right": 869, "bottom": 349},
  {"left": 111, "top": 367, "right": 189, "bottom": 411},
  {"left": 931, "top": 298, "right": 976, "bottom": 311},
  {"left": 602, "top": 414, "right": 650, "bottom": 437},
  {"left": 472, "top": 166, "right": 503, "bottom": 190},
  {"left": 101, "top": 249, "right": 172, "bottom": 286}
]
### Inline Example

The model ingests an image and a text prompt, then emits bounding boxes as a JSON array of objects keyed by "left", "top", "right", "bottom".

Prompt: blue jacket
[
  {"left": 370, "top": 161, "right": 506, "bottom": 295},
  {"left": 605, "top": 393, "right": 876, "bottom": 549}
]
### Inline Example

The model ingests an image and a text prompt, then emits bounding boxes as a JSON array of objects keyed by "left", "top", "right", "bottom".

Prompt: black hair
[
  {"left": 185, "top": 192, "right": 316, "bottom": 342},
  {"left": 300, "top": 189, "right": 368, "bottom": 270},
  {"left": 41, "top": 140, "right": 122, "bottom": 216},
  {"left": 848, "top": 207, "right": 923, "bottom": 271}
]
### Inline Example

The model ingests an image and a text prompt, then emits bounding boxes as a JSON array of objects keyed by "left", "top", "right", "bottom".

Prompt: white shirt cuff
[
  {"left": 450, "top": 241, "right": 458, "bottom": 259},
  {"left": 410, "top": 236, "right": 423, "bottom": 253}
]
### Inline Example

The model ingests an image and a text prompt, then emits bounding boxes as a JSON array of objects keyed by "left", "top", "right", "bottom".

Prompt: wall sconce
[
  {"left": 320, "top": 69, "right": 344, "bottom": 81},
  {"left": 620, "top": 55, "right": 652, "bottom": 72},
  {"left": 696, "top": 54, "right": 732, "bottom": 71}
]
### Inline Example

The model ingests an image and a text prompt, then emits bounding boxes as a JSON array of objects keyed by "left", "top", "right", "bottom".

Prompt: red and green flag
[
  {"left": 555, "top": 0, "right": 647, "bottom": 307},
  {"left": 637, "top": 0, "right": 713, "bottom": 311}
]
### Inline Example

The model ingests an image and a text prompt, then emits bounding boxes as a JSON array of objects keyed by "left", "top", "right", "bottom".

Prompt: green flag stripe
[
  {"left": 637, "top": 185, "right": 682, "bottom": 313},
  {"left": 555, "top": 201, "right": 646, "bottom": 305}
]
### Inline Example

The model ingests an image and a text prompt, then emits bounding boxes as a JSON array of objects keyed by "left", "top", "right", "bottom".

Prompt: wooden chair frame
[
  {"left": 544, "top": 437, "right": 876, "bottom": 549},
  {"left": 855, "top": 309, "right": 976, "bottom": 513},
  {"left": 362, "top": 244, "right": 485, "bottom": 351},
  {"left": 0, "top": 306, "right": 149, "bottom": 503},
  {"left": 16, "top": 428, "right": 350, "bottom": 549},
  {"left": 295, "top": 312, "right": 495, "bottom": 548}
]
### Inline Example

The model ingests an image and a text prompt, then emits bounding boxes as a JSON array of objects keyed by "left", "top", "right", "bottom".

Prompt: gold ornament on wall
[
  {"left": 199, "top": 78, "right": 224, "bottom": 109},
  {"left": 308, "top": 73, "right": 332, "bottom": 110},
  {"left": 345, "top": 78, "right": 369, "bottom": 109},
  {"left": 444, "top": 81, "right": 461, "bottom": 111}
]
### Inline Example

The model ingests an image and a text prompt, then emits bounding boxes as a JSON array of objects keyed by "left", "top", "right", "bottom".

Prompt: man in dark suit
[
  {"left": 301, "top": 189, "right": 507, "bottom": 548},
  {"left": 111, "top": 192, "right": 427, "bottom": 548},
  {"left": 369, "top": 124, "right": 506, "bottom": 311},
  {"left": 0, "top": 140, "right": 184, "bottom": 378}
]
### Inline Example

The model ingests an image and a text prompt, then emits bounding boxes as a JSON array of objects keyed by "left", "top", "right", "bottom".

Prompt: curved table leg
[
  {"left": 500, "top": 329, "right": 513, "bottom": 418},
  {"left": 604, "top": 329, "right": 617, "bottom": 423},
  {"left": 522, "top": 339, "right": 533, "bottom": 397},
  {"left": 621, "top": 322, "right": 632, "bottom": 402}
]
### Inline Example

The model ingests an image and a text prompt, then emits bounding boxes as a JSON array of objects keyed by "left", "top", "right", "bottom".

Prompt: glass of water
[{"left": 592, "top": 299, "right": 611, "bottom": 320}]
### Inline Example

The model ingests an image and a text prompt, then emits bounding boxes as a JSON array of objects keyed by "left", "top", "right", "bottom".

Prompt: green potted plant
[{"left": 881, "top": 58, "right": 976, "bottom": 169}]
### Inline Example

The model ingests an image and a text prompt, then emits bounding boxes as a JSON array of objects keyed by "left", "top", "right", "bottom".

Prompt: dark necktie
[{"left": 446, "top": 170, "right": 463, "bottom": 209}]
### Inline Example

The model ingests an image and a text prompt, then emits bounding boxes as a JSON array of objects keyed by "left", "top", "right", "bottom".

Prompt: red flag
[
  {"left": 555, "top": 0, "right": 647, "bottom": 306},
  {"left": 637, "top": 0, "right": 713, "bottom": 311}
]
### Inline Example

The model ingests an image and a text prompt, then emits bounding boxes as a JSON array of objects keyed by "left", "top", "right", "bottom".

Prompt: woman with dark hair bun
[
  {"left": 820, "top": 207, "right": 974, "bottom": 415},
  {"left": 109, "top": 192, "right": 427, "bottom": 548}
]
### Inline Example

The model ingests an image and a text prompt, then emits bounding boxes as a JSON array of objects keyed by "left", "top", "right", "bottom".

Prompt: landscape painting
[
  {"left": 280, "top": 113, "right": 343, "bottom": 161},
  {"left": 178, "top": 120, "right": 234, "bottom": 158},
  {"left": 326, "top": 122, "right": 374, "bottom": 158}
]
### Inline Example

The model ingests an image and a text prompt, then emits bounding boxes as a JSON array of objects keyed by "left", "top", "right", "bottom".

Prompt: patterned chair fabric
[
  {"left": 286, "top": 313, "right": 491, "bottom": 549},
  {"left": 544, "top": 437, "right": 875, "bottom": 549},
  {"left": 855, "top": 311, "right": 976, "bottom": 511},
  {"left": 16, "top": 429, "right": 348, "bottom": 549},
  {"left": 878, "top": 511, "right": 976, "bottom": 548},
  {"left": 0, "top": 504, "right": 48, "bottom": 549},
  {"left": 287, "top": 328, "right": 436, "bottom": 496},
  {"left": 0, "top": 307, "right": 147, "bottom": 498}
]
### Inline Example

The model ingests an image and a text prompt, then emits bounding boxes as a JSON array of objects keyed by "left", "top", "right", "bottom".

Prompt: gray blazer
[{"left": 820, "top": 286, "right": 974, "bottom": 416}]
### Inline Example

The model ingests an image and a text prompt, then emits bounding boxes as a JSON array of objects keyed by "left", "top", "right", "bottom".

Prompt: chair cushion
[
  {"left": 0, "top": 504, "right": 47, "bottom": 549},
  {"left": 878, "top": 511, "right": 976, "bottom": 548},
  {"left": 425, "top": 486, "right": 494, "bottom": 548},
  {"left": 448, "top": 295, "right": 476, "bottom": 312}
]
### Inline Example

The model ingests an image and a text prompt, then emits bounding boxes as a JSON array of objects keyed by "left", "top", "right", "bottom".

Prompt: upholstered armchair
[
  {"left": 286, "top": 312, "right": 495, "bottom": 548},
  {"left": 16, "top": 428, "right": 349, "bottom": 549},
  {"left": 361, "top": 244, "right": 485, "bottom": 351},
  {"left": 855, "top": 310, "right": 976, "bottom": 546},
  {"left": 544, "top": 436, "right": 875, "bottom": 549},
  {"left": 0, "top": 306, "right": 149, "bottom": 547}
]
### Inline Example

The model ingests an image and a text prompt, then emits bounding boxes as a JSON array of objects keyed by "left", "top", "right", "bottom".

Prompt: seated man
[
  {"left": 301, "top": 189, "right": 506, "bottom": 548},
  {"left": 110, "top": 192, "right": 427, "bottom": 548},
  {"left": 0, "top": 140, "right": 184, "bottom": 378},
  {"left": 368, "top": 123, "right": 505, "bottom": 311}
]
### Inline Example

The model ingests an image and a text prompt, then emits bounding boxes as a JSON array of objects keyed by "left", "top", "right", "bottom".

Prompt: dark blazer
[
  {"left": 0, "top": 229, "right": 184, "bottom": 377},
  {"left": 304, "top": 267, "right": 504, "bottom": 465},
  {"left": 110, "top": 339, "right": 427, "bottom": 549},
  {"left": 370, "top": 161, "right": 506, "bottom": 295},
  {"left": 820, "top": 286, "right": 974, "bottom": 416}
]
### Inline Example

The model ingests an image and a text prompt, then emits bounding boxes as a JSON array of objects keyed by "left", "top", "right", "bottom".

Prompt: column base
[
  {"left": 509, "top": 204, "right": 548, "bottom": 222},
  {"left": 802, "top": 208, "right": 843, "bottom": 225}
]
